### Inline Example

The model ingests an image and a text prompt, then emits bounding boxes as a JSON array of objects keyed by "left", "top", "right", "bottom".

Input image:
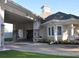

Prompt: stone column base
[{"left": 33, "top": 29, "right": 40, "bottom": 43}]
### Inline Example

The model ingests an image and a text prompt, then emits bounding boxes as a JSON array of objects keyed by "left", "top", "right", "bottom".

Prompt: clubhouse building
[{"left": 0, "top": 0, "right": 79, "bottom": 47}]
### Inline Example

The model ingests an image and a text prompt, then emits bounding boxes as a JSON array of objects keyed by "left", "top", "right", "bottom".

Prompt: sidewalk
[{"left": 4, "top": 42, "right": 79, "bottom": 56}]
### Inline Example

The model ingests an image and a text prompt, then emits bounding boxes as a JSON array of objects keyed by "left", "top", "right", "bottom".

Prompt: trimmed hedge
[{"left": 4, "top": 38, "right": 12, "bottom": 41}]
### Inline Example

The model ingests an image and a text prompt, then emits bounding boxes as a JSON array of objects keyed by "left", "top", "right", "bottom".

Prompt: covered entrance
[
  {"left": 0, "top": 0, "right": 37, "bottom": 48},
  {"left": 0, "top": 0, "right": 40, "bottom": 47},
  {"left": 5, "top": 10, "right": 34, "bottom": 42}
]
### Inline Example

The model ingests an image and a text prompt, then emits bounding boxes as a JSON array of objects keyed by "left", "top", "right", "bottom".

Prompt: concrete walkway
[{"left": 4, "top": 42, "right": 79, "bottom": 56}]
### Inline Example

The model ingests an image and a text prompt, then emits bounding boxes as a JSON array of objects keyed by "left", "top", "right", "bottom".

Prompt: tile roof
[{"left": 45, "top": 12, "right": 79, "bottom": 22}]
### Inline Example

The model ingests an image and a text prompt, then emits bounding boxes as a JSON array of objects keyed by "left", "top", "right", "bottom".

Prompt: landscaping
[
  {"left": 0, "top": 50, "right": 78, "bottom": 58},
  {"left": 5, "top": 38, "right": 12, "bottom": 42}
]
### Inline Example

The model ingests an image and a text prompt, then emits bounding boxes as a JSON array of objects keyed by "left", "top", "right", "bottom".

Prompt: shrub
[
  {"left": 58, "top": 40, "right": 79, "bottom": 44},
  {"left": 38, "top": 39, "right": 49, "bottom": 43},
  {"left": 5, "top": 38, "right": 12, "bottom": 42}
]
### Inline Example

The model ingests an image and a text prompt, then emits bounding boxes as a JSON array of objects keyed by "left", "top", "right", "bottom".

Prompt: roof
[
  {"left": 45, "top": 12, "right": 79, "bottom": 22},
  {"left": 7, "top": 0, "right": 37, "bottom": 19}
]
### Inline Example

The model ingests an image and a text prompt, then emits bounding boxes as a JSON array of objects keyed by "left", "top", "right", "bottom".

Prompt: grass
[{"left": 0, "top": 50, "right": 78, "bottom": 58}]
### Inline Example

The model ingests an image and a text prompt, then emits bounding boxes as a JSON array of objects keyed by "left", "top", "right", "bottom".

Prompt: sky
[
  {"left": 5, "top": 0, "right": 79, "bottom": 32},
  {"left": 4, "top": 23, "right": 13, "bottom": 32},
  {"left": 14, "top": 0, "right": 79, "bottom": 16}
]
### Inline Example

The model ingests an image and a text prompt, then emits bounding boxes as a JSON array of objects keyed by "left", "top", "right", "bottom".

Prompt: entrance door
[{"left": 27, "top": 30, "right": 33, "bottom": 42}]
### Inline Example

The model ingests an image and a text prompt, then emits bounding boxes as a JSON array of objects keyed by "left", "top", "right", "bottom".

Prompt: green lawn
[{"left": 0, "top": 50, "right": 78, "bottom": 58}]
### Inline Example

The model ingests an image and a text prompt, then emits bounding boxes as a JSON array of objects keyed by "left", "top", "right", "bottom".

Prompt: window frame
[
  {"left": 52, "top": 26, "right": 54, "bottom": 36},
  {"left": 47, "top": 25, "right": 63, "bottom": 37},
  {"left": 57, "top": 25, "right": 63, "bottom": 36},
  {"left": 48, "top": 27, "right": 51, "bottom": 36}
]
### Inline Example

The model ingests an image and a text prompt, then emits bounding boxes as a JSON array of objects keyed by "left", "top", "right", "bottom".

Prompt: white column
[
  {"left": 71, "top": 24, "right": 75, "bottom": 40},
  {"left": 54, "top": 25, "right": 58, "bottom": 41},
  {"left": 0, "top": 5, "right": 4, "bottom": 47},
  {"left": 13, "top": 24, "right": 17, "bottom": 42}
]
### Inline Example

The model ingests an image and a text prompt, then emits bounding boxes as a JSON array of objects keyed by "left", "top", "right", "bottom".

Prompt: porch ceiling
[{"left": 5, "top": 10, "right": 34, "bottom": 24}]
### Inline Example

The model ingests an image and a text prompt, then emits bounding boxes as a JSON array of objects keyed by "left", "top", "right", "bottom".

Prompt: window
[
  {"left": 48, "top": 27, "right": 51, "bottom": 36},
  {"left": 52, "top": 27, "right": 54, "bottom": 35},
  {"left": 57, "top": 26, "right": 62, "bottom": 35}
]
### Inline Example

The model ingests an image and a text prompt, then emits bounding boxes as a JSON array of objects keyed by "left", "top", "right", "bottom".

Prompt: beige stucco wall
[
  {"left": 63, "top": 24, "right": 79, "bottom": 41},
  {"left": 39, "top": 26, "right": 47, "bottom": 39},
  {"left": 41, "top": 18, "right": 79, "bottom": 42},
  {"left": 42, "top": 23, "right": 79, "bottom": 42},
  {"left": 46, "top": 23, "right": 63, "bottom": 41},
  {"left": 47, "top": 36, "right": 62, "bottom": 41},
  {"left": 62, "top": 25, "right": 70, "bottom": 41},
  {"left": 41, "top": 23, "right": 72, "bottom": 42},
  {"left": 74, "top": 24, "right": 79, "bottom": 35}
]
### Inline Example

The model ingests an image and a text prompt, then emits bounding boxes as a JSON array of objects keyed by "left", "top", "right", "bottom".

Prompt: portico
[
  {"left": 0, "top": 0, "right": 39, "bottom": 47},
  {"left": 5, "top": 10, "right": 34, "bottom": 42}
]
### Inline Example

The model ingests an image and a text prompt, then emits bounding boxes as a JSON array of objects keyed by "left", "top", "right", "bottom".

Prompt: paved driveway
[{"left": 4, "top": 42, "right": 79, "bottom": 56}]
